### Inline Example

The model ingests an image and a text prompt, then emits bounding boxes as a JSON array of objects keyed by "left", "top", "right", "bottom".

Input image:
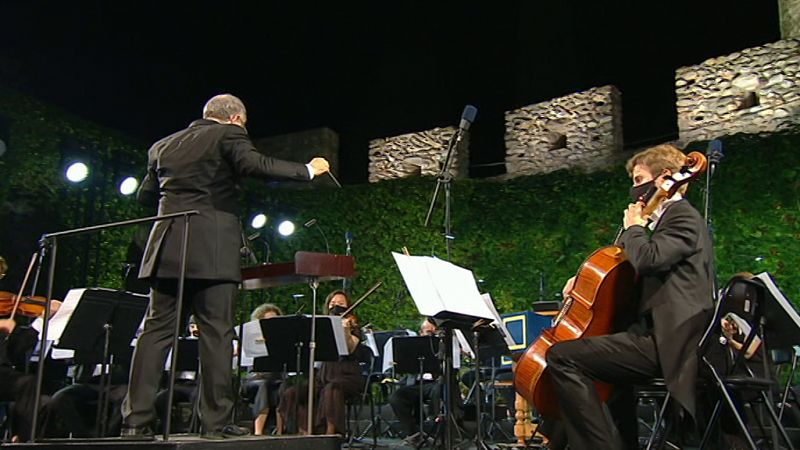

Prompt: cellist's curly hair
[
  {"left": 626, "top": 144, "right": 689, "bottom": 195},
  {"left": 625, "top": 144, "right": 686, "bottom": 177}
]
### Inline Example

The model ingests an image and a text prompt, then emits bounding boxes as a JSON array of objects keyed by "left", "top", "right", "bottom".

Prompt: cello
[{"left": 514, "top": 151, "right": 707, "bottom": 419}]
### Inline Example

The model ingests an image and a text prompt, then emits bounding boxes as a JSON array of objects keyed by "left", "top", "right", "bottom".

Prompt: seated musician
[
  {"left": 0, "top": 300, "right": 61, "bottom": 442},
  {"left": 543, "top": 144, "right": 715, "bottom": 450},
  {"left": 276, "top": 290, "right": 362, "bottom": 435},
  {"left": 41, "top": 350, "right": 131, "bottom": 438},
  {"left": 388, "top": 317, "right": 441, "bottom": 447},
  {"left": 243, "top": 303, "right": 283, "bottom": 435}
]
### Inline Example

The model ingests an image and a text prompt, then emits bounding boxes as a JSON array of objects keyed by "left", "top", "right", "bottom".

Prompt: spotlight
[
  {"left": 278, "top": 220, "right": 295, "bottom": 237},
  {"left": 119, "top": 176, "right": 139, "bottom": 195},
  {"left": 65, "top": 162, "right": 89, "bottom": 183},
  {"left": 250, "top": 213, "right": 268, "bottom": 229}
]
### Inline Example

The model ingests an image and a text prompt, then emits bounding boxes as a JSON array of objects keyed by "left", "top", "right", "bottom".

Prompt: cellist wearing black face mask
[{"left": 518, "top": 144, "right": 714, "bottom": 450}]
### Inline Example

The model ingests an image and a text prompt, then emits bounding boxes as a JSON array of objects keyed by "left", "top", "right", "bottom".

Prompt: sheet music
[
  {"left": 31, "top": 288, "right": 86, "bottom": 342},
  {"left": 242, "top": 319, "right": 268, "bottom": 360},
  {"left": 392, "top": 252, "right": 493, "bottom": 321},
  {"left": 755, "top": 272, "right": 800, "bottom": 326},
  {"left": 481, "top": 293, "right": 517, "bottom": 348}
]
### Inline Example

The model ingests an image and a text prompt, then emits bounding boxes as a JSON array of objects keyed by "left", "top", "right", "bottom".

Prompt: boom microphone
[{"left": 459, "top": 105, "right": 478, "bottom": 132}]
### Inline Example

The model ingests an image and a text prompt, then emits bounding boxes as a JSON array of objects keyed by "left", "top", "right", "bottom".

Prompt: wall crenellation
[
  {"left": 367, "top": 126, "right": 468, "bottom": 183},
  {"left": 503, "top": 85, "right": 623, "bottom": 178},
  {"left": 676, "top": 39, "right": 800, "bottom": 144}
]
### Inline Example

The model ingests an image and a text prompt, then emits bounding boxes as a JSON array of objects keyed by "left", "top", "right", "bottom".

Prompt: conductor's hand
[
  {"left": 0, "top": 318, "right": 16, "bottom": 335},
  {"left": 308, "top": 157, "right": 330, "bottom": 176},
  {"left": 562, "top": 276, "right": 576, "bottom": 300}
]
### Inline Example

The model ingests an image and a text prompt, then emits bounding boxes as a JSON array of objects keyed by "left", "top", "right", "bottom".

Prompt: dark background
[{"left": 0, "top": 1, "right": 781, "bottom": 181}]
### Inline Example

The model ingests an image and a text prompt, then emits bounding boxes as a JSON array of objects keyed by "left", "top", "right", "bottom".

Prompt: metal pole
[
  {"left": 30, "top": 237, "right": 57, "bottom": 441},
  {"left": 306, "top": 279, "right": 319, "bottom": 434},
  {"left": 164, "top": 214, "right": 191, "bottom": 440}
]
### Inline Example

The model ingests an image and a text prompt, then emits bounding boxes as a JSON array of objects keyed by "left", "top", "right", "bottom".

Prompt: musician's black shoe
[
  {"left": 201, "top": 424, "right": 251, "bottom": 439},
  {"left": 120, "top": 425, "right": 154, "bottom": 440}
]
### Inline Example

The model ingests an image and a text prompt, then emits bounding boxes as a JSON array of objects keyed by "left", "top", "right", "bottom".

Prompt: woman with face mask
[{"left": 276, "top": 290, "right": 365, "bottom": 436}]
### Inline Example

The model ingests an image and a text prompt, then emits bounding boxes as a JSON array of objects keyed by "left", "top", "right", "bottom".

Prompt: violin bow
[
  {"left": 342, "top": 280, "right": 383, "bottom": 317},
  {"left": 9, "top": 253, "right": 39, "bottom": 322}
]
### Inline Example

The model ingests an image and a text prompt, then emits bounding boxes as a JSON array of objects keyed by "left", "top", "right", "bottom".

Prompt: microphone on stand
[
  {"left": 345, "top": 231, "right": 353, "bottom": 256},
  {"left": 246, "top": 232, "right": 270, "bottom": 263},
  {"left": 706, "top": 139, "right": 724, "bottom": 180},
  {"left": 240, "top": 230, "right": 258, "bottom": 265},
  {"left": 304, "top": 219, "right": 330, "bottom": 253}
]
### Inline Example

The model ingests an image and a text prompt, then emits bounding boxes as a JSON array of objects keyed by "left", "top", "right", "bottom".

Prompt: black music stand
[
  {"left": 700, "top": 273, "right": 800, "bottom": 449},
  {"left": 56, "top": 288, "right": 148, "bottom": 437},
  {"left": 164, "top": 337, "right": 200, "bottom": 433},
  {"left": 391, "top": 336, "right": 441, "bottom": 446}
]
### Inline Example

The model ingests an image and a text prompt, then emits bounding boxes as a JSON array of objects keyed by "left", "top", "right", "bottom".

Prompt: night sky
[{"left": 0, "top": 1, "right": 781, "bottom": 181}]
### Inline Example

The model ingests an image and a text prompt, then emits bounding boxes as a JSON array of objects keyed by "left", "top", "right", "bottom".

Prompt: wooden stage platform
[{"left": 9, "top": 434, "right": 342, "bottom": 450}]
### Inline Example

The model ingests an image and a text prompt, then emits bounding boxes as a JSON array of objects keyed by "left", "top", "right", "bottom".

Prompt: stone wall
[
  {"left": 676, "top": 39, "right": 800, "bottom": 144},
  {"left": 368, "top": 126, "right": 468, "bottom": 183},
  {"left": 779, "top": 0, "right": 800, "bottom": 39},
  {"left": 503, "top": 85, "right": 623, "bottom": 177}
]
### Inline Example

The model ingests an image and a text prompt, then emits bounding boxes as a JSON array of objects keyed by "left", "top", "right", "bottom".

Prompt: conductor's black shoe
[
  {"left": 201, "top": 424, "right": 250, "bottom": 439},
  {"left": 120, "top": 425, "right": 154, "bottom": 440}
]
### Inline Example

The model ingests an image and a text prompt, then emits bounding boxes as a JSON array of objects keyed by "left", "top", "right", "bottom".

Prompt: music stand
[
  {"left": 56, "top": 288, "right": 148, "bottom": 437},
  {"left": 392, "top": 252, "right": 495, "bottom": 449}
]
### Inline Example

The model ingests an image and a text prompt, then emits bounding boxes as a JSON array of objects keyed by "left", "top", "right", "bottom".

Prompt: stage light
[
  {"left": 250, "top": 213, "right": 268, "bottom": 229},
  {"left": 65, "top": 162, "right": 89, "bottom": 183},
  {"left": 278, "top": 220, "right": 295, "bottom": 237},
  {"left": 119, "top": 176, "right": 138, "bottom": 195}
]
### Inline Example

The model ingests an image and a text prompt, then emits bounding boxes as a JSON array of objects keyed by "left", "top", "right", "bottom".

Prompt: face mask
[
  {"left": 629, "top": 179, "right": 656, "bottom": 203},
  {"left": 329, "top": 305, "right": 347, "bottom": 316}
]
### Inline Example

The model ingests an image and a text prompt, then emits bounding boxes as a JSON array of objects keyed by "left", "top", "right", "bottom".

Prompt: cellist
[{"left": 544, "top": 144, "right": 715, "bottom": 450}]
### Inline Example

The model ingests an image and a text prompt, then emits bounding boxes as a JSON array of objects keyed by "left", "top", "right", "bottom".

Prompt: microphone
[
  {"left": 458, "top": 105, "right": 478, "bottom": 132},
  {"left": 240, "top": 230, "right": 257, "bottom": 265},
  {"left": 304, "top": 219, "right": 330, "bottom": 253},
  {"left": 706, "top": 139, "right": 724, "bottom": 179},
  {"left": 707, "top": 139, "right": 724, "bottom": 163},
  {"left": 345, "top": 231, "right": 353, "bottom": 256}
]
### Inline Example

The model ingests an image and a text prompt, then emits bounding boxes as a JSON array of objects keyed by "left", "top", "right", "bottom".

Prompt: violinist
[
  {"left": 0, "top": 294, "right": 61, "bottom": 442},
  {"left": 276, "top": 290, "right": 363, "bottom": 435},
  {"left": 543, "top": 144, "right": 715, "bottom": 450}
]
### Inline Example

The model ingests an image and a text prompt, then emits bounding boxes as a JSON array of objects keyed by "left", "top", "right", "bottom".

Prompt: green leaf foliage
[{"left": 1, "top": 85, "right": 799, "bottom": 331}]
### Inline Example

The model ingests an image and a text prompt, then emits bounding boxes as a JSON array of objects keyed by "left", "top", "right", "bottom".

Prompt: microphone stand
[
  {"left": 704, "top": 142, "right": 724, "bottom": 301},
  {"left": 424, "top": 131, "right": 461, "bottom": 260}
]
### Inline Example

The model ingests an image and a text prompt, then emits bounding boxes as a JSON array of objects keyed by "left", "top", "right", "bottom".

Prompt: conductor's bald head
[{"left": 203, "top": 94, "right": 247, "bottom": 128}]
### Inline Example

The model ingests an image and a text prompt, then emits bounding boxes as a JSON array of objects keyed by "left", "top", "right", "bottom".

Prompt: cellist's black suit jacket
[
  {"left": 618, "top": 198, "right": 715, "bottom": 417},
  {"left": 137, "top": 119, "right": 310, "bottom": 281}
]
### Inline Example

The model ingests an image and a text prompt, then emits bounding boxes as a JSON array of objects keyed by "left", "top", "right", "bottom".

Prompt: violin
[{"left": 0, "top": 291, "right": 48, "bottom": 318}]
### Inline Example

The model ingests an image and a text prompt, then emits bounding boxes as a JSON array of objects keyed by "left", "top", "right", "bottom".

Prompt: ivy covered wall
[{"left": 1, "top": 86, "right": 798, "bottom": 331}]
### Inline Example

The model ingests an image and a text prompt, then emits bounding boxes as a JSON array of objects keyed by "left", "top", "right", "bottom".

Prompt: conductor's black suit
[{"left": 122, "top": 119, "right": 311, "bottom": 433}]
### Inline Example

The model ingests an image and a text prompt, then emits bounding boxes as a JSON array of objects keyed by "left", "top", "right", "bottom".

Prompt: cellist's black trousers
[{"left": 546, "top": 326, "right": 660, "bottom": 450}]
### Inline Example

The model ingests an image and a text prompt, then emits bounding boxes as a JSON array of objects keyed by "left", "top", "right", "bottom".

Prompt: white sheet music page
[
  {"left": 392, "top": 252, "right": 443, "bottom": 316},
  {"left": 31, "top": 287, "right": 86, "bottom": 342},
  {"left": 392, "top": 252, "right": 493, "bottom": 320},
  {"left": 243, "top": 319, "right": 268, "bottom": 359},
  {"left": 481, "top": 293, "right": 517, "bottom": 348}
]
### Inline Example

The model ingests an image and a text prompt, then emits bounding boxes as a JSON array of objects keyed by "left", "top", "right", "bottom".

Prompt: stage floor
[{"left": 9, "top": 434, "right": 342, "bottom": 450}]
